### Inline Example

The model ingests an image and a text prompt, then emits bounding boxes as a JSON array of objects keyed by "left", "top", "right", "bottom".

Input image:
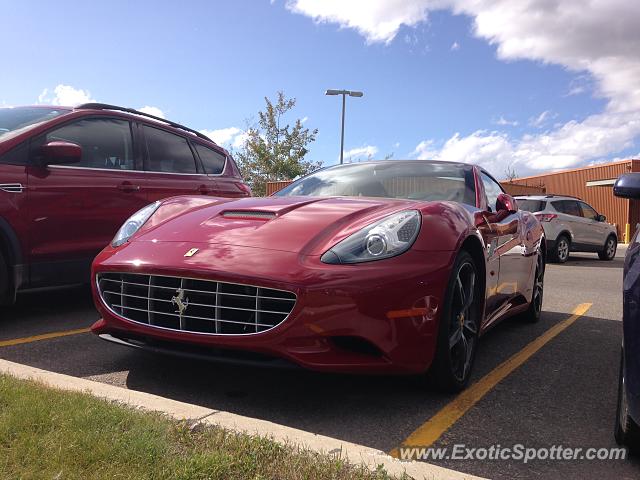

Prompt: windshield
[
  {"left": 0, "top": 107, "right": 68, "bottom": 139},
  {"left": 517, "top": 199, "right": 546, "bottom": 212},
  {"left": 275, "top": 161, "right": 477, "bottom": 205}
]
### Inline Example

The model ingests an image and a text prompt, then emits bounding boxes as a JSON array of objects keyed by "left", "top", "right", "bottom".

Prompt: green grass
[{"left": 0, "top": 374, "right": 404, "bottom": 480}]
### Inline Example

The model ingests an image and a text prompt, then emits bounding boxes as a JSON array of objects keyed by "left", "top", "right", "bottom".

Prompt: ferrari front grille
[{"left": 97, "top": 273, "right": 296, "bottom": 335}]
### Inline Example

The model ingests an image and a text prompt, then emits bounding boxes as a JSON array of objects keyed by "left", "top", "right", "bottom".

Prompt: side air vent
[{"left": 222, "top": 211, "right": 276, "bottom": 220}]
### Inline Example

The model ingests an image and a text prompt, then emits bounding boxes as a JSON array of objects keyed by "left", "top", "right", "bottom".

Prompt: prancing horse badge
[{"left": 184, "top": 248, "right": 199, "bottom": 257}]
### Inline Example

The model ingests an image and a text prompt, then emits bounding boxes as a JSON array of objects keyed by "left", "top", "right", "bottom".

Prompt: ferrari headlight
[
  {"left": 321, "top": 210, "right": 421, "bottom": 264},
  {"left": 111, "top": 201, "right": 161, "bottom": 247}
]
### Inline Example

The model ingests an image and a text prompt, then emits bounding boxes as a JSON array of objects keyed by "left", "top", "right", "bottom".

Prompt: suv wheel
[
  {"left": 0, "top": 250, "right": 8, "bottom": 303},
  {"left": 552, "top": 235, "right": 570, "bottom": 263},
  {"left": 598, "top": 235, "right": 617, "bottom": 261}
]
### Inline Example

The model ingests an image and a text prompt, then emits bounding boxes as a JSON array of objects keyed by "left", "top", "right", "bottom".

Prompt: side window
[
  {"left": 579, "top": 202, "right": 599, "bottom": 220},
  {"left": 143, "top": 126, "right": 198, "bottom": 174},
  {"left": 44, "top": 118, "right": 134, "bottom": 170},
  {"left": 480, "top": 172, "right": 504, "bottom": 212},
  {"left": 194, "top": 144, "right": 226, "bottom": 175},
  {"left": 554, "top": 200, "right": 582, "bottom": 217}
]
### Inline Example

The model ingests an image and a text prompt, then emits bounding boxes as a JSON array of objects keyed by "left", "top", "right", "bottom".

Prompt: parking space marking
[
  {"left": 0, "top": 327, "right": 92, "bottom": 348},
  {"left": 390, "top": 303, "right": 592, "bottom": 456}
]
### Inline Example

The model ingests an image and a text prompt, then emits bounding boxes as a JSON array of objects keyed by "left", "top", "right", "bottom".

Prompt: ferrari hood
[{"left": 134, "top": 195, "right": 420, "bottom": 256}]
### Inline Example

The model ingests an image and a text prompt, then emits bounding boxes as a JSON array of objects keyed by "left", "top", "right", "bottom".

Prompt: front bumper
[{"left": 91, "top": 241, "right": 455, "bottom": 374}]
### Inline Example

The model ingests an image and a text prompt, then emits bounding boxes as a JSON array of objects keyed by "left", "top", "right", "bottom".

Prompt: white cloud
[
  {"left": 413, "top": 131, "right": 514, "bottom": 175},
  {"left": 494, "top": 116, "right": 518, "bottom": 127},
  {"left": 200, "top": 127, "right": 247, "bottom": 149},
  {"left": 529, "top": 110, "right": 554, "bottom": 128},
  {"left": 286, "top": 0, "right": 430, "bottom": 44},
  {"left": 138, "top": 106, "right": 165, "bottom": 118},
  {"left": 287, "top": 0, "right": 640, "bottom": 175},
  {"left": 343, "top": 145, "right": 379, "bottom": 161},
  {"left": 450, "top": 41, "right": 460, "bottom": 51},
  {"left": 38, "top": 84, "right": 94, "bottom": 106}
]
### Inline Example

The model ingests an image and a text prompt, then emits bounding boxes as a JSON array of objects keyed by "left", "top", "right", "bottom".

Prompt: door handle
[
  {"left": 118, "top": 182, "right": 140, "bottom": 192},
  {"left": 197, "top": 184, "right": 211, "bottom": 194}
]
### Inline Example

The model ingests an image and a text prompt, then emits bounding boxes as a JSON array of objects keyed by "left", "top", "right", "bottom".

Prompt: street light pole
[
  {"left": 325, "top": 89, "right": 363, "bottom": 164},
  {"left": 340, "top": 93, "right": 346, "bottom": 165}
]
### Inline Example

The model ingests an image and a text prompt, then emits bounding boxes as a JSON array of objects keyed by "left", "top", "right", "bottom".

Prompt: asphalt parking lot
[{"left": 2, "top": 248, "right": 639, "bottom": 479}]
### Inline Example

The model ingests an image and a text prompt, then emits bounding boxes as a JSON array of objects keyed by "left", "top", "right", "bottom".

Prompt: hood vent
[{"left": 222, "top": 210, "right": 276, "bottom": 220}]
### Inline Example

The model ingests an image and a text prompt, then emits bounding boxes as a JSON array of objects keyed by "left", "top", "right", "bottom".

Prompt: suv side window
[
  {"left": 194, "top": 143, "right": 226, "bottom": 175},
  {"left": 480, "top": 172, "right": 504, "bottom": 212},
  {"left": 554, "top": 200, "right": 582, "bottom": 217},
  {"left": 143, "top": 125, "right": 198, "bottom": 174},
  {"left": 43, "top": 118, "right": 135, "bottom": 170},
  {"left": 579, "top": 202, "right": 599, "bottom": 220}
]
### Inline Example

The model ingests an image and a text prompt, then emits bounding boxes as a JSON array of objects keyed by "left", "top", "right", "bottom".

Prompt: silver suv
[{"left": 515, "top": 195, "right": 617, "bottom": 263}]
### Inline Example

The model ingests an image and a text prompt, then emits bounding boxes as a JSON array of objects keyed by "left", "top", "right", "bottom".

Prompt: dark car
[
  {"left": 91, "top": 160, "right": 545, "bottom": 392},
  {"left": 0, "top": 104, "right": 250, "bottom": 304},
  {"left": 613, "top": 173, "right": 640, "bottom": 453}
]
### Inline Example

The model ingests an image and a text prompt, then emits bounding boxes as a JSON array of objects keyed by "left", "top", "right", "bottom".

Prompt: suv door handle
[
  {"left": 118, "top": 182, "right": 140, "bottom": 192},
  {"left": 197, "top": 184, "right": 211, "bottom": 194}
]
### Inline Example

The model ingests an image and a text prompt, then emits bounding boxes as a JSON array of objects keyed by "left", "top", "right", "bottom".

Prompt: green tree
[{"left": 235, "top": 91, "right": 321, "bottom": 196}]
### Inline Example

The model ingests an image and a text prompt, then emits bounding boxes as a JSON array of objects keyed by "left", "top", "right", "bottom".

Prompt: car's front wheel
[
  {"left": 615, "top": 349, "right": 640, "bottom": 454},
  {"left": 521, "top": 249, "right": 544, "bottom": 323},
  {"left": 429, "top": 250, "right": 480, "bottom": 392},
  {"left": 598, "top": 235, "right": 617, "bottom": 261}
]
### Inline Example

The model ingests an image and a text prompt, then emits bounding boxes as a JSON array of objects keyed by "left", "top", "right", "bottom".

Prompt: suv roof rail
[
  {"left": 544, "top": 194, "right": 581, "bottom": 200},
  {"left": 75, "top": 103, "right": 213, "bottom": 143}
]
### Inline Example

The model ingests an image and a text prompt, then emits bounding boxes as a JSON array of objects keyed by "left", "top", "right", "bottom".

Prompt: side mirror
[
  {"left": 496, "top": 193, "right": 518, "bottom": 214},
  {"left": 614, "top": 173, "right": 640, "bottom": 199},
  {"left": 597, "top": 214, "right": 607, "bottom": 222},
  {"left": 40, "top": 141, "right": 82, "bottom": 165}
]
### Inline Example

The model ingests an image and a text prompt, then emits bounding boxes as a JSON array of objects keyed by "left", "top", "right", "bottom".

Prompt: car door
[
  {"left": 553, "top": 200, "right": 587, "bottom": 248},
  {"left": 579, "top": 201, "right": 609, "bottom": 247},
  {"left": 0, "top": 141, "right": 29, "bottom": 278},
  {"left": 479, "top": 171, "right": 524, "bottom": 323},
  {"left": 141, "top": 124, "right": 216, "bottom": 200},
  {"left": 26, "top": 116, "right": 148, "bottom": 287}
]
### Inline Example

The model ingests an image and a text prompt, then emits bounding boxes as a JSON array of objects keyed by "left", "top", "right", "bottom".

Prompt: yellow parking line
[
  {"left": 0, "top": 327, "right": 92, "bottom": 348},
  {"left": 390, "top": 302, "right": 592, "bottom": 457}
]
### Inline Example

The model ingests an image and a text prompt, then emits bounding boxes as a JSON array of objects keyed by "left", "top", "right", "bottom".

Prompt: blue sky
[{"left": 2, "top": 0, "right": 638, "bottom": 178}]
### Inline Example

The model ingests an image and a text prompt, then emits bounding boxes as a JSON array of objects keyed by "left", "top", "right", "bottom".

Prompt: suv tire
[
  {"left": 552, "top": 235, "right": 570, "bottom": 263},
  {"left": 0, "top": 250, "right": 8, "bottom": 303},
  {"left": 598, "top": 235, "right": 617, "bottom": 261}
]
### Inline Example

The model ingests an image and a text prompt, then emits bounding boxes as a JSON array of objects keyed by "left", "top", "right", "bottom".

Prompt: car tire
[
  {"left": 0, "top": 250, "right": 8, "bottom": 303},
  {"left": 521, "top": 249, "right": 544, "bottom": 323},
  {"left": 615, "top": 349, "right": 640, "bottom": 455},
  {"left": 598, "top": 235, "right": 617, "bottom": 261},
  {"left": 428, "top": 250, "right": 480, "bottom": 393},
  {"left": 551, "top": 235, "right": 570, "bottom": 263}
]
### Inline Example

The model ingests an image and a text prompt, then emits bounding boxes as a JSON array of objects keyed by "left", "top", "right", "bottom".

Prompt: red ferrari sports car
[{"left": 91, "top": 160, "right": 545, "bottom": 391}]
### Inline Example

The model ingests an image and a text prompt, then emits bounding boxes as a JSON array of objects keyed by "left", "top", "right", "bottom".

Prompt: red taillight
[{"left": 534, "top": 213, "right": 557, "bottom": 222}]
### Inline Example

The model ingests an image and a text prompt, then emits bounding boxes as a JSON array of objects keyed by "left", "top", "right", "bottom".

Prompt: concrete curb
[{"left": 0, "top": 358, "right": 483, "bottom": 480}]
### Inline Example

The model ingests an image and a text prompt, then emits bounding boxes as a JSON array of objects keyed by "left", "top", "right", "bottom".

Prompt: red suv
[{"left": 0, "top": 103, "right": 250, "bottom": 304}]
